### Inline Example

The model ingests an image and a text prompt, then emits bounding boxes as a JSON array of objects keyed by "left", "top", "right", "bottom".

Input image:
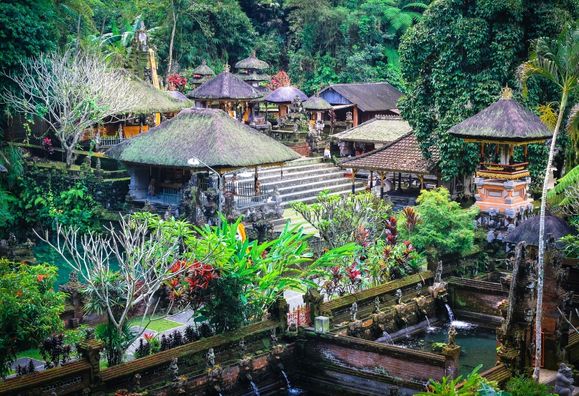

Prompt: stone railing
[
  {"left": 307, "top": 271, "right": 433, "bottom": 326},
  {"left": 0, "top": 310, "right": 290, "bottom": 396}
]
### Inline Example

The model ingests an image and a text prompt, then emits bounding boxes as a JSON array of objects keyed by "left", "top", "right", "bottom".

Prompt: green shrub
[
  {"left": 399, "top": 187, "right": 479, "bottom": 261},
  {"left": 505, "top": 375, "right": 556, "bottom": 396}
]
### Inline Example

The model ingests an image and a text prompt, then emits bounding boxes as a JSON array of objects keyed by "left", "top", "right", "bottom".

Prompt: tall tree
[
  {"left": 518, "top": 24, "right": 579, "bottom": 381},
  {"left": 399, "top": 0, "right": 577, "bottom": 182},
  {"left": 0, "top": 51, "right": 140, "bottom": 167}
]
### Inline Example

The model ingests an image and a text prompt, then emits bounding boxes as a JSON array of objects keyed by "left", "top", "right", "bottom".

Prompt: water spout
[
  {"left": 250, "top": 380, "right": 261, "bottom": 396},
  {"left": 424, "top": 315, "right": 436, "bottom": 332},
  {"left": 445, "top": 304, "right": 455, "bottom": 322}
]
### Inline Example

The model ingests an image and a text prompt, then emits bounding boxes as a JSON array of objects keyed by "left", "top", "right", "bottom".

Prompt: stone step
[
  {"left": 258, "top": 170, "right": 348, "bottom": 189},
  {"left": 280, "top": 182, "right": 365, "bottom": 207},
  {"left": 237, "top": 167, "right": 345, "bottom": 185},
  {"left": 236, "top": 163, "right": 339, "bottom": 183},
  {"left": 276, "top": 177, "right": 358, "bottom": 195}
]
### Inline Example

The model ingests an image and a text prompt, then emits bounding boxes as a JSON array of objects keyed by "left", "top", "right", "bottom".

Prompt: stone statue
[
  {"left": 168, "top": 357, "right": 179, "bottom": 380},
  {"left": 239, "top": 339, "right": 247, "bottom": 357},
  {"left": 373, "top": 297, "right": 381, "bottom": 313},
  {"left": 350, "top": 301, "right": 358, "bottom": 321},
  {"left": 447, "top": 325, "right": 457, "bottom": 346},
  {"left": 206, "top": 348, "right": 216, "bottom": 368},
  {"left": 554, "top": 363, "right": 574, "bottom": 396},
  {"left": 133, "top": 373, "right": 142, "bottom": 390},
  {"left": 395, "top": 289, "right": 403, "bottom": 305},
  {"left": 270, "top": 329, "right": 278, "bottom": 345}
]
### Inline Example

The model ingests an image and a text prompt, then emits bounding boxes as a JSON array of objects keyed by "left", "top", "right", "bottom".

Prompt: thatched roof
[
  {"left": 167, "top": 90, "right": 190, "bottom": 102},
  {"left": 505, "top": 215, "right": 572, "bottom": 247},
  {"left": 126, "top": 79, "right": 192, "bottom": 114},
  {"left": 238, "top": 72, "right": 271, "bottom": 82},
  {"left": 106, "top": 108, "right": 300, "bottom": 169},
  {"left": 265, "top": 86, "right": 308, "bottom": 104},
  {"left": 339, "top": 133, "right": 439, "bottom": 175},
  {"left": 320, "top": 82, "right": 402, "bottom": 112},
  {"left": 188, "top": 71, "right": 262, "bottom": 101},
  {"left": 332, "top": 116, "right": 411, "bottom": 144},
  {"left": 448, "top": 97, "right": 552, "bottom": 142},
  {"left": 191, "top": 60, "right": 215, "bottom": 76},
  {"left": 303, "top": 96, "right": 332, "bottom": 111},
  {"left": 235, "top": 52, "right": 269, "bottom": 70}
]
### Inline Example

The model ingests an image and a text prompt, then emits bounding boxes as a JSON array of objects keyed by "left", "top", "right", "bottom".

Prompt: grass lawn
[
  {"left": 16, "top": 348, "right": 43, "bottom": 361},
  {"left": 130, "top": 317, "right": 182, "bottom": 333}
]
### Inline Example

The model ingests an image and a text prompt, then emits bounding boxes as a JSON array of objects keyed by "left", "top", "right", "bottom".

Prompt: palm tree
[{"left": 519, "top": 23, "right": 578, "bottom": 381}]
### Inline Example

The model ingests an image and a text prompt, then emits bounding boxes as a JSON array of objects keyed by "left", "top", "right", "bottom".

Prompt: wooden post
[
  {"left": 398, "top": 172, "right": 402, "bottom": 191},
  {"left": 369, "top": 171, "right": 374, "bottom": 188},
  {"left": 351, "top": 170, "right": 357, "bottom": 194},
  {"left": 379, "top": 172, "right": 385, "bottom": 198},
  {"left": 353, "top": 105, "right": 359, "bottom": 127},
  {"left": 419, "top": 175, "right": 424, "bottom": 190}
]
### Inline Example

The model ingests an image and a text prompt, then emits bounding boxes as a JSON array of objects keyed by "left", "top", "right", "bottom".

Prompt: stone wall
[
  {"left": 295, "top": 332, "right": 453, "bottom": 395},
  {"left": 448, "top": 277, "right": 508, "bottom": 318}
]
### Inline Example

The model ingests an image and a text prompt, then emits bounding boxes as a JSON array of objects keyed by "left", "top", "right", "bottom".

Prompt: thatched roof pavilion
[
  {"left": 107, "top": 108, "right": 299, "bottom": 170},
  {"left": 187, "top": 70, "right": 262, "bottom": 101},
  {"left": 303, "top": 96, "right": 332, "bottom": 111},
  {"left": 235, "top": 51, "right": 270, "bottom": 71},
  {"left": 332, "top": 115, "right": 411, "bottom": 145},
  {"left": 265, "top": 87, "right": 308, "bottom": 104},
  {"left": 505, "top": 215, "right": 572, "bottom": 246},
  {"left": 167, "top": 90, "right": 190, "bottom": 102},
  {"left": 448, "top": 96, "right": 552, "bottom": 144},
  {"left": 126, "top": 79, "right": 192, "bottom": 114},
  {"left": 191, "top": 60, "right": 215, "bottom": 77}
]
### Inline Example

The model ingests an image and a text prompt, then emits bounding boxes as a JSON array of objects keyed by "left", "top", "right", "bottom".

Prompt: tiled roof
[
  {"left": 332, "top": 116, "right": 411, "bottom": 144},
  {"left": 339, "top": 133, "right": 439, "bottom": 175},
  {"left": 320, "top": 82, "right": 402, "bottom": 112}
]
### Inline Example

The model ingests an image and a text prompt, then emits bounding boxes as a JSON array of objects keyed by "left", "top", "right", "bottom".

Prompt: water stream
[
  {"left": 281, "top": 370, "right": 303, "bottom": 395},
  {"left": 445, "top": 304, "right": 473, "bottom": 329},
  {"left": 250, "top": 380, "right": 261, "bottom": 396},
  {"left": 444, "top": 304, "right": 455, "bottom": 321},
  {"left": 424, "top": 315, "right": 436, "bottom": 332}
]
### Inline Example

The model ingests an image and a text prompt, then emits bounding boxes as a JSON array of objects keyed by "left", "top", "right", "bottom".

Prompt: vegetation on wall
[{"left": 398, "top": 0, "right": 578, "bottom": 182}]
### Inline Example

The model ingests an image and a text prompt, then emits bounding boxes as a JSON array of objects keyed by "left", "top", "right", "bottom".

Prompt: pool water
[
  {"left": 33, "top": 241, "right": 119, "bottom": 287},
  {"left": 395, "top": 323, "right": 497, "bottom": 376}
]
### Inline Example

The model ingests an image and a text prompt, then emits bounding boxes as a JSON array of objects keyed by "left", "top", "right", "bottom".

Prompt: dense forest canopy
[
  {"left": 0, "top": 0, "right": 433, "bottom": 95},
  {"left": 0, "top": 0, "right": 577, "bottom": 182}
]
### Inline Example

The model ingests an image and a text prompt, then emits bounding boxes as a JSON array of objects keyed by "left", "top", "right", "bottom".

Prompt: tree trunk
[
  {"left": 167, "top": 0, "right": 177, "bottom": 79},
  {"left": 533, "top": 92, "right": 568, "bottom": 381},
  {"left": 65, "top": 147, "right": 75, "bottom": 169}
]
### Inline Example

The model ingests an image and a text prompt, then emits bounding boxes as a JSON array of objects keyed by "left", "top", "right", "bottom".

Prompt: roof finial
[
  {"left": 201, "top": 59, "right": 207, "bottom": 65},
  {"left": 501, "top": 85, "right": 513, "bottom": 100},
  {"left": 224, "top": 64, "right": 230, "bottom": 73},
  {"left": 251, "top": 50, "right": 256, "bottom": 57}
]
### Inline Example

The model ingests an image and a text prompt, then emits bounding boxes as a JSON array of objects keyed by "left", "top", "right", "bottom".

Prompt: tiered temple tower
[{"left": 449, "top": 89, "right": 552, "bottom": 238}]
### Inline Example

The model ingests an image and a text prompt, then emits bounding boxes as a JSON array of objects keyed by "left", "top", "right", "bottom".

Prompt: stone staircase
[{"left": 236, "top": 157, "right": 365, "bottom": 232}]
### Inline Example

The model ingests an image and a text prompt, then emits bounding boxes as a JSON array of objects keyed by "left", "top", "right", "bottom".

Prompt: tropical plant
[
  {"left": 292, "top": 191, "right": 392, "bottom": 249},
  {"left": 189, "top": 217, "right": 356, "bottom": 323},
  {"left": 0, "top": 259, "right": 65, "bottom": 378},
  {"left": 398, "top": 188, "right": 478, "bottom": 261},
  {"left": 518, "top": 23, "right": 579, "bottom": 381},
  {"left": 417, "top": 365, "right": 503, "bottom": 395}
]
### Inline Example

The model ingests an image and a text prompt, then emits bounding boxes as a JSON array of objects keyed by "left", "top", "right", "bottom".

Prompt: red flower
[
  {"left": 37, "top": 274, "right": 46, "bottom": 282},
  {"left": 143, "top": 332, "right": 154, "bottom": 341},
  {"left": 345, "top": 264, "right": 361, "bottom": 283}
]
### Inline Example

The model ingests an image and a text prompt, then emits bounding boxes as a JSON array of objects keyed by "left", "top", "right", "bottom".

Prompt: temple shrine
[{"left": 449, "top": 88, "right": 552, "bottom": 233}]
